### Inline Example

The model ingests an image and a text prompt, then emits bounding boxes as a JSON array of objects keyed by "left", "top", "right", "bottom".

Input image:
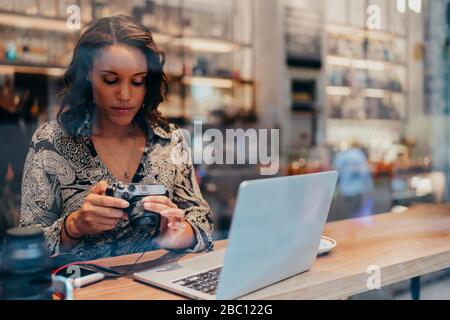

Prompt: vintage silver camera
[{"left": 106, "top": 183, "right": 167, "bottom": 237}]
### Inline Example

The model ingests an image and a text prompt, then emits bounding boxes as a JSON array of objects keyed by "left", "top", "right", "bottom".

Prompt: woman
[{"left": 20, "top": 15, "right": 214, "bottom": 259}]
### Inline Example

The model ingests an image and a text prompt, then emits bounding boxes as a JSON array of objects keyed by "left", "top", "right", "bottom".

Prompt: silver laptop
[{"left": 134, "top": 171, "right": 338, "bottom": 300}]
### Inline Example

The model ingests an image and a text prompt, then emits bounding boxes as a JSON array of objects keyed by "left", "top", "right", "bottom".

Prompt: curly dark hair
[{"left": 58, "top": 14, "right": 169, "bottom": 136}]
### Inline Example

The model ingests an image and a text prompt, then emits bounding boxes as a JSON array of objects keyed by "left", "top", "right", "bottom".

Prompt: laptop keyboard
[{"left": 173, "top": 266, "right": 222, "bottom": 295}]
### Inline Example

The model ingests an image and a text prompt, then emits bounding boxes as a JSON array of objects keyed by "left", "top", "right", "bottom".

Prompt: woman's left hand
[{"left": 142, "top": 196, "right": 196, "bottom": 250}]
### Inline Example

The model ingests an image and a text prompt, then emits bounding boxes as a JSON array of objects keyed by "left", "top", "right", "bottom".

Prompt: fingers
[
  {"left": 167, "top": 221, "right": 187, "bottom": 231},
  {"left": 143, "top": 202, "right": 172, "bottom": 213},
  {"left": 84, "top": 203, "right": 124, "bottom": 219},
  {"left": 159, "top": 208, "right": 185, "bottom": 220},
  {"left": 155, "top": 207, "right": 185, "bottom": 237},
  {"left": 81, "top": 216, "right": 120, "bottom": 233},
  {"left": 142, "top": 196, "right": 177, "bottom": 208},
  {"left": 87, "top": 193, "right": 129, "bottom": 209},
  {"left": 143, "top": 201, "right": 185, "bottom": 220},
  {"left": 94, "top": 221, "right": 119, "bottom": 232},
  {"left": 159, "top": 215, "right": 168, "bottom": 235},
  {"left": 89, "top": 206, "right": 127, "bottom": 219},
  {"left": 90, "top": 180, "right": 109, "bottom": 195},
  {"left": 91, "top": 216, "right": 119, "bottom": 226},
  {"left": 158, "top": 219, "right": 186, "bottom": 237},
  {"left": 76, "top": 181, "right": 132, "bottom": 236}
]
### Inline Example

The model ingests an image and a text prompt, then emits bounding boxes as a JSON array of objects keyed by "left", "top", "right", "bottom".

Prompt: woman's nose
[{"left": 117, "top": 84, "right": 131, "bottom": 101}]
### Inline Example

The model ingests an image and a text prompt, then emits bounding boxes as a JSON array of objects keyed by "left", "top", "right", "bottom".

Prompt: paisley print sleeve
[
  {"left": 20, "top": 123, "right": 64, "bottom": 255},
  {"left": 170, "top": 128, "right": 214, "bottom": 253}
]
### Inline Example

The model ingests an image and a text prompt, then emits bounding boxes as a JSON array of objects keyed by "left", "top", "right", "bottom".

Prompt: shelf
[
  {"left": 0, "top": 11, "right": 82, "bottom": 33},
  {"left": 0, "top": 63, "right": 66, "bottom": 76},
  {"left": 152, "top": 33, "right": 173, "bottom": 45},
  {"left": 326, "top": 23, "right": 406, "bottom": 41},
  {"left": 182, "top": 76, "right": 233, "bottom": 88},
  {"left": 327, "top": 55, "right": 406, "bottom": 71},
  {"left": 0, "top": 8, "right": 256, "bottom": 122},
  {"left": 326, "top": 86, "right": 351, "bottom": 96},
  {"left": 326, "top": 86, "right": 406, "bottom": 98},
  {"left": 181, "top": 75, "right": 253, "bottom": 88},
  {"left": 152, "top": 32, "right": 249, "bottom": 53},
  {"left": 0, "top": 11, "right": 246, "bottom": 53},
  {"left": 327, "top": 118, "right": 404, "bottom": 124},
  {"left": 172, "top": 36, "right": 245, "bottom": 53},
  {"left": 0, "top": 64, "right": 255, "bottom": 89}
]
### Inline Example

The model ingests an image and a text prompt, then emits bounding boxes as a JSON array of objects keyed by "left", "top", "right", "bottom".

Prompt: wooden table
[{"left": 74, "top": 204, "right": 450, "bottom": 300}]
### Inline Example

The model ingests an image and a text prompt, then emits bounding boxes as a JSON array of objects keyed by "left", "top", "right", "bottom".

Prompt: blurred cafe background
[{"left": 0, "top": 0, "right": 449, "bottom": 299}]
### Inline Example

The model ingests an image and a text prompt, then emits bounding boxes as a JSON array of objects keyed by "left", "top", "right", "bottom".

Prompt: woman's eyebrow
[
  {"left": 100, "top": 70, "right": 148, "bottom": 76},
  {"left": 133, "top": 72, "right": 148, "bottom": 76}
]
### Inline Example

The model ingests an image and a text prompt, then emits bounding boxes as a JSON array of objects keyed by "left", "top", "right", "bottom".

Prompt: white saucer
[{"left": 318, "top": 236, "right": 337, "bottom": 255}]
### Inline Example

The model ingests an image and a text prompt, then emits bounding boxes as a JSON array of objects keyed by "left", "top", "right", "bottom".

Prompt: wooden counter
[{"left": 74, "top": 204, "right": 450, "bottom": 300}]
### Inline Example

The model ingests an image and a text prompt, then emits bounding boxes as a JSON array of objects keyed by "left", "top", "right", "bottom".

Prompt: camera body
[{"left": 106, "top": 182, "right": 166, "bottom": 237}]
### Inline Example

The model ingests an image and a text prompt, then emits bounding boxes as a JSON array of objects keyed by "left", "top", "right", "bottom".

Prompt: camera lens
[
  {"left": 0, "top": 227, "right": 53, "bottom": 300},
  {"left": 126, "top": 199, "right": 161, "bottom": 237},
  {"left": 133, "top": 213, "right": 160, "bottom": 237}
]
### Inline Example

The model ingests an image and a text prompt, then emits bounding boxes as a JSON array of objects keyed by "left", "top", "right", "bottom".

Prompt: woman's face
[{"left": 89, "top": 44, "right": 148, "bottom": 128}]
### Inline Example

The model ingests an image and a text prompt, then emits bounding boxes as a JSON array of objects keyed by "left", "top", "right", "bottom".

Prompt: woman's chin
[
  {"left": 117, "top": 119, "right": 134, "bottom": 126},
  {"left": 109, "top": 114, "right": 137, "bottom": 127}
]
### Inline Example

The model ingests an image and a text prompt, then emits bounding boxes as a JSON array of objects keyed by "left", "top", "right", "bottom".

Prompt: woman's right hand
[{"left": 66, "top": 181, "right": 129, "bottom": 238}]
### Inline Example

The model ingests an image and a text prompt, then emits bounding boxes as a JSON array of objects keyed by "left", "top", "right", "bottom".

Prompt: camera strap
[{"left": 51, "top": 252, "right": 146, "bottom": 278}]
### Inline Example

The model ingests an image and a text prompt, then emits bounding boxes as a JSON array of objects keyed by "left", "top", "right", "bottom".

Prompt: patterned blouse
[{"left": 20, "top": 117, "right": 214, "bottom": 260}]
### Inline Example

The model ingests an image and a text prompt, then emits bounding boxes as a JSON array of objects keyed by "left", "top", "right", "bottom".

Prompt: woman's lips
[{"left": 111, "top": 107, "right": 133, "bottom": 115}]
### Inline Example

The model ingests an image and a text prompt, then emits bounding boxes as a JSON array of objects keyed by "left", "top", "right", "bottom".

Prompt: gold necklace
[{"left": 101, "top": 123, "right": 137, "bottom": 181}]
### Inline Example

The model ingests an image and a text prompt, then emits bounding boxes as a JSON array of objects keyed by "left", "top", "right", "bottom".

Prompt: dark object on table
[{"left": 0, "top": 227, "right": 52, "bottom": 299}]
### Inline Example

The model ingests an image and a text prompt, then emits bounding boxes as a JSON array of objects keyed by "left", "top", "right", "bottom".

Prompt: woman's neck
[{"left": 93, "top": 114, "right": 136, "bottom": 139}]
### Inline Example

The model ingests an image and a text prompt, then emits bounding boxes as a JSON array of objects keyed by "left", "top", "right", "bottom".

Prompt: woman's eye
[
  {"left": 103, "top": 78, "right": 117, "bottom": 85},
  {"left": 131, "top": 80, "right": 144, "bottom": 86}
]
